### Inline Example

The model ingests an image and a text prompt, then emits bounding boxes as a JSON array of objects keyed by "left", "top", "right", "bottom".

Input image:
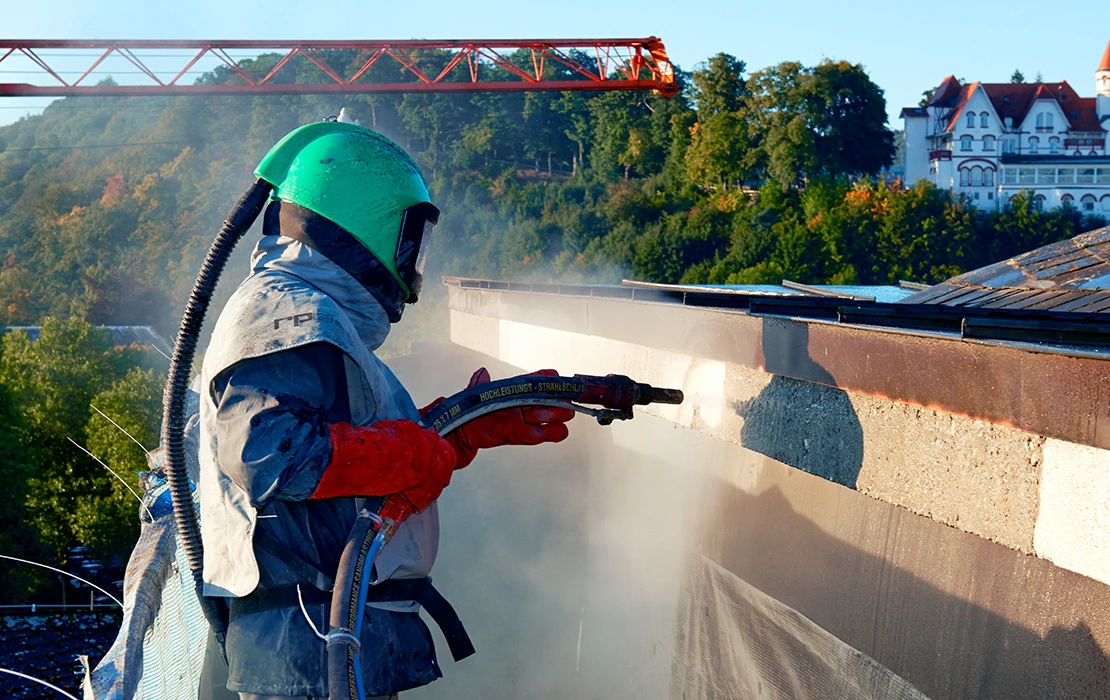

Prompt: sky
[{"left": 0, "top": 0, "right": 1108, "bottom": 128}]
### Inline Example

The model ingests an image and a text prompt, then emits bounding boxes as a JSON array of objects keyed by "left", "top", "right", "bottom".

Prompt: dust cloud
[{"left": 389, "top": 343, "right": 708, "bottom": 700}]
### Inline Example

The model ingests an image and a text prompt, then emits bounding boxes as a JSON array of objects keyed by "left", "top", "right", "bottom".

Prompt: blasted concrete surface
[
  {"left": 722, "top": 364, "right": 1046, "bottom": 555},
  {"left": 385, "top": 344, "right": 1110, "bottom": 699}
]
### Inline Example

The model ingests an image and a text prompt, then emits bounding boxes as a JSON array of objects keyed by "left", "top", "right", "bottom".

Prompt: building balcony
[
  {"left": 1065, "top": 139, "right": 1105, "bottom": 150},
  {"left": 930, "top": 150, "right": 952, "bottom": 161},
  {"left": 1000, "top": 153, "right": 1110, "bottom": 165}
]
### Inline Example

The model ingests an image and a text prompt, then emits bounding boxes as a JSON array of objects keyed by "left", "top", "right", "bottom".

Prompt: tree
[
  {"left": 1010, "top": 69, "right": 1026, "bottom": 84},
  {"left": 804, "top": 60, "right": 895, "bottom": 178},
  {"left": 690, "top": 53, "right": 747, "bottom": 115},
  {"left": 0, "top": 380, "right": 40, "bottom": 602},
  {"left": 684, "top": 54, "right": 754, "bottom": 190},
  {"left": 745, "top": 60, "right": 893, "bottom": 187},
  {"left": 745, "top": 61, "right": 815, "bottom": 187},
  {"left": 0, "top": 318, "right": 157, "bottom": 564}
]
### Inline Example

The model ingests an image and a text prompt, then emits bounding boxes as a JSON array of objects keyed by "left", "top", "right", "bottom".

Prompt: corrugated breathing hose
[{"left": 161, "top": 178, "right": 273, "bottom": 658}]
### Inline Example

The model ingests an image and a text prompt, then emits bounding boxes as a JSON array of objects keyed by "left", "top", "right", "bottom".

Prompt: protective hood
[{"left": 249, "top": 234, "right": 392, "bottom": 352}]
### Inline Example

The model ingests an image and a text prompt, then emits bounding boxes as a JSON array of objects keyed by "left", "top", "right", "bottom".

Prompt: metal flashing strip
[
  {"left": 781, "top": 279, "right": 875, "bottom": 301},
  {"left": 443, "top": 277, "right": 1110, "bottom": 352}
]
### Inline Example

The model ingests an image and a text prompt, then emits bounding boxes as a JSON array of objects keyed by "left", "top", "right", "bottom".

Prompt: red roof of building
[
  {"left": 1099, "top": 40, "right": 1110, "bottom": 72},
  {"left": 928, "top": 76, "right": 963, "bottom": 108},
  {"left": 928, "top": 78, "right": 1105, "bottom": 134}
]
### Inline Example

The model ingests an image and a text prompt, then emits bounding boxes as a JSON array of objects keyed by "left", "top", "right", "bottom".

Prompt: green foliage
[
  {"left": 745, "top": 60, "right": 895, "bottom": 188},
  {"left": 0, "top": 318, "right": 162, "bottom": 600},
  {"left": 0, "top": 380, "right": 40, "bottom": 601}
]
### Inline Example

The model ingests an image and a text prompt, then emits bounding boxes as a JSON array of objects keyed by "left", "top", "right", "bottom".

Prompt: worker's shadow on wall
[{"left": 733, "top": 318, "right": 864, "bottom": 489}]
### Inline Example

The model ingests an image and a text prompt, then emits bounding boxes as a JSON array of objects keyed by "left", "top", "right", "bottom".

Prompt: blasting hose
[
  {"left": 326, "top": 372, "right": 684, "bottom": 699},
  {"left": 161, "top": 178, "right": 273, "bottom": 656}
]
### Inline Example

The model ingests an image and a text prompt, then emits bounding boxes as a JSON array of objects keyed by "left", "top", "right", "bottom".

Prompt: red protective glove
[
  {"left": 421, "top": 368, "right": 575, "bottom": 471},
  {"left": 309, "top": 420, "right": 456, "bottom": 512}
]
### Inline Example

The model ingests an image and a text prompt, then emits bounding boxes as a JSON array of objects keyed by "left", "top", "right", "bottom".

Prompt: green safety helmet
[{"left": 254, "top": 120, "right": 439, "bottom": 304}]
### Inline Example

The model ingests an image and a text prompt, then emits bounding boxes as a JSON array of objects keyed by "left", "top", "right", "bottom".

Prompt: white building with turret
[{"left": 902, "top": 40, "right": 1110, "bottom": 214}]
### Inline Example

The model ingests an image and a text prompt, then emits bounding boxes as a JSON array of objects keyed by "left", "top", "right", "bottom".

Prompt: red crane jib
[{"left": 0, "top": 39, "right": 677, "bottom": 97}]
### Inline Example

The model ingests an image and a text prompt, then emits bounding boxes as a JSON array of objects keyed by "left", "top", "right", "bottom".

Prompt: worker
[{"left": 196, "top": 115, "right": 575, "bottom": 699}]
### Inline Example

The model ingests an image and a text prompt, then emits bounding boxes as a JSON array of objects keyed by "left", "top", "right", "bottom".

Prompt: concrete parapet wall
[
  {"left": 396, "top": 338, "right": 1110, "bottom": 699},
  {"left": 447, "top": 288, "right": 1110, "bottom": 588}
]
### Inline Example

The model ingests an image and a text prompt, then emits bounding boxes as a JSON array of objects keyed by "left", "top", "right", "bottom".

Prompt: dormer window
[
  {"left": 980, "top": 113, "right": 989, "bottom": 128},
  {"left": 1035, "top": 113, "right": 1054, "bottom": 129},
  {"left": 966, "top": 112, "right": 976, "bottom": 127}
]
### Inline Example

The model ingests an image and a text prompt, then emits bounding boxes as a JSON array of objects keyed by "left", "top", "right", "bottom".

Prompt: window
[
  {"left": 1078, "top": 168, "right": 1096, "bottom": 185},
  {"left": 960, "top": 135, "right": 973, "bottom": 151},
  {"left": 1033, "top": 196, "right": 1045, "bottom": 211},
  {"left": 1019, "top": 168, "right": 1036, "bottom": 185},
  {"left": 1057, "top": 168, "right": 1075, "bottom": 184},
  {"left": 1037, "top": 168, "right": 1055, "bottom": 185},
  {"left": 983, "top": 136, "right": 996, "bottom": 151},
  {"left": 1098, "top": 168, "right": 1110, "bottom": 185},
  {"left": 966, "top": 112, "right": 976, "bottom": 127},
  {"left": 1035, "top": 112, "right": 1054, "bottom": 129},
  {"left": 1002, "top": 139, "right": 1016, "bottom": 154},
  {"left": 1061, "top": 194, "right": 1074, "bottom": 206},
  {"left": 1102, "top": 195, "right": 1110, "bottom": 214},
  {"left": 980, "top": 113, "right": 989, "bottom": 128},
  {"left": 1028, "top": 137, "right": 1039, "bottom": 154},
  {"left": 971, "top": 166, "right": 983, "bottom": 187},
  {"left": 1003, "top": 168, "right": 1017, "bottom": 184},
  {"left": 974, "top": 192, "right": 981, "bottom": 200},
  {"left": 984, "top": 169, "right": 994, "bottom": 187},
  {"left": 1081, "top": 195, "right": 1096, "bottom": 212},
  {"left": 988, "top": 192, "right": 994, "bottom": 200},
  {"left": 960, "top": 169, "right": 970, "bottom": 186},
  {"left": 1049, "top": 138, "right": 1059, "bottom": 153}
]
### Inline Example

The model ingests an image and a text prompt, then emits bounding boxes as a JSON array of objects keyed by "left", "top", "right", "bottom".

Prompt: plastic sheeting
[{"left": 672, "top": 556, "right": 928, "bottom": 700}]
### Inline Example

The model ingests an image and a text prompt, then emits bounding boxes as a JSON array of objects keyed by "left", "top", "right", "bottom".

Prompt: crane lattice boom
[{"left": 0, "top": 38, "right": 676, "bottom": 97}]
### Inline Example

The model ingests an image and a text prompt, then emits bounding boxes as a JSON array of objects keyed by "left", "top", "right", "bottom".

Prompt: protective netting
[{"left": 82, "top": 398, "right": 207, "bottom": 700}]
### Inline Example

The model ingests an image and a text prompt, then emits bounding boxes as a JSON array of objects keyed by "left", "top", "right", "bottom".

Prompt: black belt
[{"left": 228, "top": 579, "right": 475, "bottom": 662}]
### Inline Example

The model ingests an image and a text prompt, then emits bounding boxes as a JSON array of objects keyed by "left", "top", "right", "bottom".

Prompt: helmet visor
[{"left": 396, "top": 202, "right": 440, "bottom": 303}]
